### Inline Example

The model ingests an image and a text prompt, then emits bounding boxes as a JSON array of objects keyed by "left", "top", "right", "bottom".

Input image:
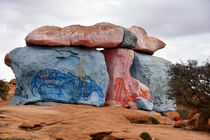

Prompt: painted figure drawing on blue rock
[{"left": 31, "top": 68, "right": 104, "bottom": 105}]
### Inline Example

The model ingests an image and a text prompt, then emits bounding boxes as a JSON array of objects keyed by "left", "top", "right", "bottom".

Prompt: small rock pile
[{"left": 5, "top": 22, "right": 176, "bottom": 112}]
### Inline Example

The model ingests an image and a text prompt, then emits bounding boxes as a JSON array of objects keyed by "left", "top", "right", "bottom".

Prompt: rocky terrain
[
  {"left": 0, "top": 87, "right": 209, "bottom": 140},
  {"left": 2, "top": 22, "right": 209, "bottom": 140}
]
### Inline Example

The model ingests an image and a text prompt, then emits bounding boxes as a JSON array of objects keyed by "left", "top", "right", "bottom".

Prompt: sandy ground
[{"left": 0, "top": 85, "right": 209, "bottom": 140}]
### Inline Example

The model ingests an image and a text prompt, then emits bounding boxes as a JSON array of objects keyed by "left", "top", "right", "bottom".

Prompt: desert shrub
[
  {"left": 176, "top": 109, "right": 189, "bottom": 120},
  {"left": 140, "top": 132, "right": 152, "bottom": 140},
  {"left": 168, "top": 59, "right": 210, "bottom": 109},
  {"left": 151, "top": 117, "right": 160, "bottom": 124},
  {"left": 168, "top": 59, "right": 210, "bottom": 131},
  {"left": 0, "top": 79, "right": 9, "bottom": 101}
]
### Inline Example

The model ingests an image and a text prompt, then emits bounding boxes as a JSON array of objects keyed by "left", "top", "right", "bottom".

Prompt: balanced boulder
[
  {"left": 25, "top": 22, "right": 136, "bottom": 49},
  {"left": 129, "top": 26, "right": 165, "bottom": 55},
  {"left": 102, "top": 48, "right": 151, "bottom": 109},
  {"left": 130, "top": 52, "right": 176, "bottom": 112},
  {"left": 7, "top": 46, "right": 109, "bottom": 106}
]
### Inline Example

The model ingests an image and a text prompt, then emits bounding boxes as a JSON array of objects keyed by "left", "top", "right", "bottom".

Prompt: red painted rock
[
  {"left": 4, "top": 53, "right": 11, "bottom": 67},
  {"left": 25, "top": 22, "right": 124, "bottom": 48},
  {"left": 128, "top": 26, "right": 166, "bottom": 55},
  {"left": 102, "top": 48, "right": 151, "bottom": 109}
]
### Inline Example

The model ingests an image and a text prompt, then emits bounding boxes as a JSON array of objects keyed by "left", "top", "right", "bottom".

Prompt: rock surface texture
[
  {"left": 7, "top": 46, "right": 109, "bottom": 106},
  {"left": 102, "top": 48, "right": 151, "bottom": 109},
  {"left": 0, "top": 101, "right": 209, "bottom": 140},
  {"left": 25, "top": 22, "right": 136, "bottom": 48},
  {"left": 130, "top": 52, "right": 176, "bottom": 112},
  {"left": 129, "top": 26, "right": 166, "bottom": 54},
  {"left": 136, "top": 97, "right": 153, "bottom": 111}
]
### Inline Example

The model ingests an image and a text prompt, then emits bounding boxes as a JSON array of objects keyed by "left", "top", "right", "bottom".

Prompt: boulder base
[{"left": 8, "top": 46, "right": 109, "bottom": 106}]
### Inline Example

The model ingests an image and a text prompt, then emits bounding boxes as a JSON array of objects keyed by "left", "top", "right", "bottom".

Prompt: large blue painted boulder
[
  {"left": 8, "top": 46, "right": 109, "bottom": 106},
  {"left": 130, "top": 52, "right": 176, "bottom": 112}
]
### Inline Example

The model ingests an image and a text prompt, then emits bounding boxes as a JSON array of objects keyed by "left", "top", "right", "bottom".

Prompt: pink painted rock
[
  {"left": 25, "top": 22, "right": 124, "bottom": 48},
  {"left": 102, "top": 48, "right": 151, "bottom": 109},
  {"left": 128, "top": 26, "right": 166, "bottom": 55}
]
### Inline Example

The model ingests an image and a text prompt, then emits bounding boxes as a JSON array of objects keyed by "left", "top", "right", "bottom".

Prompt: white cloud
[
  {"left": 154, "top": 33, "right": 210, "bottom": 64},
  {"left": 0, "top": 0, "right": 209, "bottom": 81}
]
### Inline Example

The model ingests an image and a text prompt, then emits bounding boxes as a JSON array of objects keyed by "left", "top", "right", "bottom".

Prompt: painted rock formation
[
  {"left": 129, "top": 26, "right": 166, "bottom": 55},
  {"left": 7, "top": 46, "right": 109, "bottom": 106},
  {"left": 25, "top": 22, "right": 137, "bottom": 49},
  {"left": 130, "top": 52, "right": 176, "bottom": 112},
  {"left": 102, "top": 48, "right": 151, "bottom": 109},
  {"left": 5, "top": 22, "right": 175, "bottom": 110}
]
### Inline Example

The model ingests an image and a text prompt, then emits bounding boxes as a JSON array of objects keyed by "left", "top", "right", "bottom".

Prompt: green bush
[
  {"left": 176, "top": 109, "right": 189, "bottom": 120},
  {"left": 168, "top": 59, "right": 210, "bottom": 131},
  {"left": 140, "top": 132, "right": 152, "bottom": 140},
  {"left": 0, "top": 79, "right": 9, "bottom": 101},
  {"left": 151, "top": 117, "right": 160, "bottom": 124}
]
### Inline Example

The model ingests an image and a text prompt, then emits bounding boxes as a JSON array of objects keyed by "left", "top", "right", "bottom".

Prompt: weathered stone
[
  {"left": 8, "top": 46, "right": 109, "bottom": 106},
  {"left": 128, "top": 26, "right": 165, "bottom": 54},
  {"left": 130, "top": 52, "right": 176, "bottom": 112},
  {"left": 102, "top": 48, "right": 151, "bottom": 109},
  {"left": 25, "top": 22, "right": 125, "bottom": 48},
  {"left": 136, "top": 97, "right": 153, "bottom": 111}
]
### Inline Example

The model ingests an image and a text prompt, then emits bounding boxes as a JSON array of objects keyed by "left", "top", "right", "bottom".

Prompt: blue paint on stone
[
  {"left": 8, "top": 46, "right": 109, "bottom": 106},
  {"left": 31, "top": 68, "right": 104, "bottom": 103}
]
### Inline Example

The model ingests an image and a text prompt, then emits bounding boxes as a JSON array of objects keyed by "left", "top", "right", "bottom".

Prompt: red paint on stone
[{"left": 102, "top": 48, "right": 151, "bottom": 109}]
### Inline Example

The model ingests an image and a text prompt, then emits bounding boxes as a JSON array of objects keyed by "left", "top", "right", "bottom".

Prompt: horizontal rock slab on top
[
  {"left": 102, "top": 48, "right": 151, "bottom": 109},
  {"left": 130, "top": 52, "right": 176, "bottom": 112},
  {"left": 25, "top": 22, "right": 137, "bottom": 49},
  {"left": 129, "top": 26, "right": 166, "bottom": 55},
  {"left": 7, "top": 46, "right": 109, "bottom": 106}
]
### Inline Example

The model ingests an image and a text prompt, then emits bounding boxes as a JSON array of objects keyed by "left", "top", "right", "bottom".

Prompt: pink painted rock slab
[
  {"left": 25, "top": 22, "right": 124, "bottom": 48},
  {"left": 102, "top": 48, "right": 151, "bottom": 109},
  {"left": 128, "top": 26, "right": 166, "bottom": 55}
]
